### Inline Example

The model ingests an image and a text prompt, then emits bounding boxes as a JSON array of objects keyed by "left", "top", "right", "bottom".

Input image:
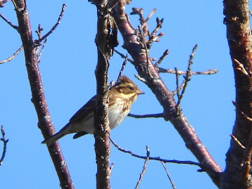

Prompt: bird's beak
[{"left": 137, "top": 89, "right": 145, "bottom": 95}]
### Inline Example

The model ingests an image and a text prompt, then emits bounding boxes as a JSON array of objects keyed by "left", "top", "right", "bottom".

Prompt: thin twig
[
  {"left": 35, "top": 24, "right": 43, "bottom": 40},
  {"left": 135, "top": 146, "right": 150, "bottom": 189},
  {"left": 175, "top": 67, "right": 180, "bottom": 113},
  {"left": 154, "top": 49, "right": 169, "bottom": 67},
  {"left": 240, "top": 110, "right": 252, "bottom": 122},
  {"left": 0, "top": 125, "right": 9, "bottom": 166},
  {"left": 134, "top": 74, "right": 147, "bottom": 84},
  {"left": 35, "top": 4, "right": 66, "bottom": 44},
  {"left": 110, "top": 162, "right": 115, "bottom": 171},
  {"left": 230, "top": 134, "right": 245, "bottom": 149},
  {"left": 131, "top": 8, "right": 148, "bottom": 36},
  {"left": 145, "top": 8, "right": 156, "bottom": 23},
  {"left": 0, "top": 12, "right": 18, "bottom": 29},
  {"left": 128, "top": 113, "right": 164, "bottom": 118},
  {"left": 137, "top": 25, "right": 151, "bottom": 77},
  {"left": 147, "top": 17, "right": 164, "bottom": 48},
  {"left": 0, "top": 45, "right": 23, "bottom": 64},
  {"left": 172, "top": 80, "right": 186, "bottom": 96},
  {"left": 38, "top": 38, "right": 47, "bottom": 62},
  {"left": 110, "top": 137, "right": 201, "bottom": 167},
  {"left": 176, "top": 44, "right": 197, "bottom": 113},
  {"left": 157, "top": 67, "right": 218, "bottom": 75},
  {"left": 0, "top": 0, "right": 8, "bottom": 7},
  {"left": 117, "top": 54, "right": 128, "bottom": 81},
  {"left": 234, "top": 58, "right": 250, "bottom": 79},
  {"left": 232, "top": 101, "right": 252, "bottom": 182},
  {"left": 233, "top": 100, "right": 252, "bottom": 122},
  {"left": 114, "top": 49, "right": 134, "bottom": 64},
  {"left": 11, "top": 0, "right": 22, "bottom": 11},
  {"left": 161, "top": 161, "right": 176, "bottom": 189}
]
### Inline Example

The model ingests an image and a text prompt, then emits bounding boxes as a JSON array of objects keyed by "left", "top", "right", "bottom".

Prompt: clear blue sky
[{"left": 1, "top": 1, "right": 236, "bottom": 188}]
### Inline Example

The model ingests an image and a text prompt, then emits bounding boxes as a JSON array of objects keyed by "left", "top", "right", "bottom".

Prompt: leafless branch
[
  {"left": 10, "top": 0, "right": 21, "bottom": 11},
  {"left": 175, "top": 67, "right": 180, "bottom": 113},
  {"left": 230, "top": 134, "right": 245, "bottom": 149},
  {"left": 110, "top": 137, "right": 201, "bottom": 167},
  {"left": 110, "top": 162, "right": 115, "bottom": 171},
  {"left": 135, "top": 146, "right": 150, "bottom": 189},
  {"left": 154, "top": 49, "right": 169, "bottom": 67},
  {"left": 0, "top": 12, "right": 18, "bottom": 29},
  {"left": 234, "top": 58, "right": 250, "bottom": 79},
  {"left": 134, "top": 74, "right": 147, "bottom": 84},
  {"left": 0, "top": 0, "right": 8, "bottom": 7},
  {"left": 161, "top": 161, "right": 176, "bottom": 189},
  {"left": 0, "top": 45, "right": 23, "bottom": 64},
  {"left": 147, "top": 17, "right": 164, "bottom": 49},
  {"left": 114, "top": 2, "right": 221, "bottom": 186},
  {"left": 233, "top": 100, "right": 252, "bottom": 122},
  {"left": 128, "top": 113, "right": 164, "bottom": 118},
  {"left": 117, "top": 54, "right": 128, "bottom": 81},
  {"left": 172, "top": 79, "right": 186, "bottom": 96},
  {"left": 35, "top": 4, "right": 66, "bottom": 44},
  {"left": 0, "top": 125, "right": 8, "bottom": 166},
  {"left": 12, "top": 0, "right": 74, "bottom": 187},
  {"left": 137, "top": 24, "right": 151, "bottom": 77},
  {"left": 175, "top": 44, "right": 197, "bottom": 114},
  {"left": 232, "top": 100, "right": 252, "bottom": 182},
  {"left": 114, "top": 49, "right": 134, "bottom": 63},
  {"left": 157, "top": 67, "right": 218, "bottom": 75},
  {"left": 38, "top": 38, "right": 47, "bottom": 62},
  {"left": 145, "top": 8, "right": 156, "bottom": 23},
  {"left": 35, "top": 24, "right": 43, "bottom": 40},
  {"left": 131, "top": 7, "right": 148, "bottom": 36}
]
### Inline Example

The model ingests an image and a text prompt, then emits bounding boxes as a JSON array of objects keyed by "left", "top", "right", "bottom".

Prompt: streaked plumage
[{"left": 42, "top": 75, "right": 144, "bottom": 145}]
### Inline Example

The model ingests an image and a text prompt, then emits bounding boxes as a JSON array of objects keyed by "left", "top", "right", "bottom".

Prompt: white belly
[{"left": 71, "top": 99, "right": 130, "bottom": 134}]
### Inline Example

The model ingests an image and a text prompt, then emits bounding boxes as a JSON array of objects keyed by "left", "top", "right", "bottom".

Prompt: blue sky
[{"left": 1, "top": 1, "right": 236, "bottom": 188}]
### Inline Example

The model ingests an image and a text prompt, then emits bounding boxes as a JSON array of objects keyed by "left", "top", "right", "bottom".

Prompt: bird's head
[{"left": 111, "top": 75, "right": 144, "bottom": 103}]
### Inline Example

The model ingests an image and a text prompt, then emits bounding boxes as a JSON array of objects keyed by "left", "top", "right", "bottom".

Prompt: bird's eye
[{"left": 129, "top": 86, "right": 134, "bottom": 91}]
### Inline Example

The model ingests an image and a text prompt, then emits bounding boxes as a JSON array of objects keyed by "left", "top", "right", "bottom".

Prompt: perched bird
[{"left": 42, "top": 75, "right": 144, "bottom": 145}]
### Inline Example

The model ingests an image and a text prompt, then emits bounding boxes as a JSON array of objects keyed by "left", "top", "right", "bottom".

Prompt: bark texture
[
  {"left": 223, "top": 0, "right": 252, "bottom": 188},
  {"left": 13, "top": 1, "right": 74, "bottom": 188}
]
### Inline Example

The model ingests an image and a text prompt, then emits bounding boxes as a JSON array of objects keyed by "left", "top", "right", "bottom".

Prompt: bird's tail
[{"left": 41, "top": 124, "right": 70, "bottom": 146}]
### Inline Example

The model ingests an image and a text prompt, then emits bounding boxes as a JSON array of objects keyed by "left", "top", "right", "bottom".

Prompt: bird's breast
[{"left": 108, "top": 99, "right": 130, "bottom": 129}]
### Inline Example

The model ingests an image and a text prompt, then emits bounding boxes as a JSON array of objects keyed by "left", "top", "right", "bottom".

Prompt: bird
[{"left": 42, "top": 75, "right": 144, "bottom": 145}]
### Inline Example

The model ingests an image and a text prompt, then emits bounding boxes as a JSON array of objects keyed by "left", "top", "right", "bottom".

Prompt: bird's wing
[{"left": 69, "top": 95, "right": 96, "bottom": 123}]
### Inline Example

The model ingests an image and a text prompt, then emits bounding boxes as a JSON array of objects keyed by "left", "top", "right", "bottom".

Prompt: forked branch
[{"left": 113, "top": 1, "right": 221, "bottom": 186}]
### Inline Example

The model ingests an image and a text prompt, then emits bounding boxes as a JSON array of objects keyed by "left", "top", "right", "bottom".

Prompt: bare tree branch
[
  {"left": 0, "top": 0, "right": 8, "bottom": 7},
  {"left": 135, "top": 146, "right": 150, "bottom": 189},
  {"left": 230, "top": 134, "right": 245, "bottom": 149},
  {"left": 35, "top": 4, "right": 66, "bottom": 44},
  {"left": 0, "top": 125, "right": 8, "bottom": 166},
  {"left": 161, "top": 161, "right": 176, "bottom": 189},
  {"left": 114, "top": 49, "right": 134, "bottom": 63},
  {"left": 154, "top": 49, "right": 169, "bottom": 67},
  {"left": 113, "top": 2, "right": 221, "bottom": 186},
  {"left": 117, "top": 54, "right": 128, "bottom": 81},
  {"left": 91, "top": 0, "right": 121, "bottom": 188},
  {"left": 0, "top": 45, "right": 23, "bottom": 64},
  {"left": 175, "top": 44, "right": 197, "bottom": 114},
  {"left": 223, "top": 0, "right": 252, "bottom": 188},
  {"left": 128, "top": 113, "right": 164, "bottom": 118},
  {"left": 11, "top": 1, "right": 74, "bottom": 188},
  {"left": 110, "top": 137, "right": 201, "bottom": 167},
  {"left": 0, "top": 12, "right": 18, "bottom": 29},
  {"left": 157, "top": 67, "right": 218, "bottom": 75}
]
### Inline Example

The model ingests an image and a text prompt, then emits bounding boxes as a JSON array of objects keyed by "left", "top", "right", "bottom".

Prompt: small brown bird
[{"left": 42, "top": 75, "right": 144, "bottom": 145}]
